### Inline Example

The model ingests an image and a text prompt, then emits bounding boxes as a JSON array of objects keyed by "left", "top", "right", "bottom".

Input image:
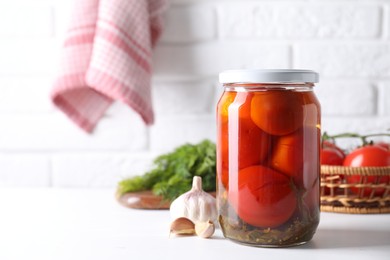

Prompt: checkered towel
[{"left": 51, "top": 0, "right": 167, "bottom": 133}]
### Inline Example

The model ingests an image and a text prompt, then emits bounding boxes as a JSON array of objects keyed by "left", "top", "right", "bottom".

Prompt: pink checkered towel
[{"left": 51, "top": 0, "right": 167, "bottom": 133}]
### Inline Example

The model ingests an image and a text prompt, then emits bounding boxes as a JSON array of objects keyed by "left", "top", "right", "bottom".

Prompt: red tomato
[
  {"left": 217, "top": 92, "right": 237, "bottom": 147},
  {"left": 269, "top": 126, "right": 319, "bottom": 189},
  {"left": 322, "top": 141, "right": 345, "bottom": 156},
  {"left": 229, "top": 165, "right": 296, "bottom": 228},
  {"left": 320, "top": 147, "right": 345, "bottom": 165},
  {"left": 217, "top": 91, "right": 236, "bottom": 122},
  {"left": 320, "top": 146, "right": 344, "bottom": 195},
  {"left": 374, "top": 142, "right": 390, "bottom": 151},
  {"left": 218, "top": 92, "right": 270, "bottom": 189},
  {"left": 320, "top": 141, "right": 345, "bottom": 195},
  {"left": 344, "top": 145, "right": 390, "bottom": 197},
  {"left": 321, "top": 141, "right": 345, "bottom": 165},
  {"left": 217, "top": 91, "right": 236, "bottom": 189},
  {"left": 250, "top": 90, "right": 303, "bottom": 136},
  {"left": 343, "top": 145, "right": 390, "bottom": 167},
  {"left": 270, "top": 129, "right": 303, "bottom": 178}
]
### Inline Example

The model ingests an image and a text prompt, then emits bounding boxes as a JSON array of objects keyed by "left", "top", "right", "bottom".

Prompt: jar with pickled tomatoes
[{"left": 217, "top": 69, "right": 321, "bottom": 247}]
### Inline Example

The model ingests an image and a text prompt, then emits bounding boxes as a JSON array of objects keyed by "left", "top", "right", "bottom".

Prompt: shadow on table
[{"left": 299, "top": 228, "right": 390, "bottom": 249}]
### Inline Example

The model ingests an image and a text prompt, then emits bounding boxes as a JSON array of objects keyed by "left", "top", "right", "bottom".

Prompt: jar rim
[{"left": 219, "top": 69, "right": 319, "bottom": 84}]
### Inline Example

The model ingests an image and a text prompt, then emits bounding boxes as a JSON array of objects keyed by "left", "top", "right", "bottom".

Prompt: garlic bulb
[{"left": 170, "top": 176, "right": 217, "bottom": 224}]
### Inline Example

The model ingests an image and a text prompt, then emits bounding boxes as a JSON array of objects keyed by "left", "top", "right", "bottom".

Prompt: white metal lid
[{"left": 219, "top": 69, "right": 319, "bottom": 84}]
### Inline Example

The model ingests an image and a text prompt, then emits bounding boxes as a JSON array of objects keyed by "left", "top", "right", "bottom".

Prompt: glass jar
[{"left": 216, "top": 69, "right": 321, "bottom": 247}]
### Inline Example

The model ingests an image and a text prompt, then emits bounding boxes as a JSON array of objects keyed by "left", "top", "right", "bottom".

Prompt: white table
[{"left": 1, "top": 188, "right": 389, "bottom": 260}]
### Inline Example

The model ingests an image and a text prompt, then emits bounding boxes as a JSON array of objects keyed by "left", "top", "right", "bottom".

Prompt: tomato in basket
[
  {"left": 344, "top": 145, "right": 390, "bottom": 197},
  {"left": 374, "top": 142, "right": 390, "bottom": 151},
  {"left": 321, "top": 141, "right": 345, "bottom": 165},
  {"left": 320, "top": 141, "right": 345, "bottom": 195}
]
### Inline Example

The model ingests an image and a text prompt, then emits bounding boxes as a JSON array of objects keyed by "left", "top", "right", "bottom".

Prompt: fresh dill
[{"left": 117, "top": 140, "right": 216, "bottom": 201}]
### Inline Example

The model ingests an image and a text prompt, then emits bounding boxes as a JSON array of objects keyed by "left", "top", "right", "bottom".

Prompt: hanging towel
[{"left": 51, "top": 0, "right": 167, "bottom": 133}]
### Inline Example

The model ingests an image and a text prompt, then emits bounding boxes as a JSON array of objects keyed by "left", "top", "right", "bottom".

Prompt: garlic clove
[
  {"left": 170, "top": 217, "right": 195, "bottom": 236},
  {"left": 195, "top": 220, "right": 215, "bottom": 239}
]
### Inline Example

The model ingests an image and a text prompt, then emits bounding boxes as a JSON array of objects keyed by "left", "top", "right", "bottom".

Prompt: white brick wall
[
  {"left": 218, "top": 3, "right": 381, "bottom": 39},
  {"left": 0, "top": 0, "right": 389, "bottom": 188}
]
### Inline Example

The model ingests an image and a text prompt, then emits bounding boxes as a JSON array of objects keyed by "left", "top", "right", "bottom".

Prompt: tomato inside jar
[{"left": 217, "top": 69, "right": 321, "bottom": 247}]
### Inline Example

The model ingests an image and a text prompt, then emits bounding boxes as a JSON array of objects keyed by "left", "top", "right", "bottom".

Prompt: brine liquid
[{"left": 217, "top": 87, "right": 321, "bottom": 247}]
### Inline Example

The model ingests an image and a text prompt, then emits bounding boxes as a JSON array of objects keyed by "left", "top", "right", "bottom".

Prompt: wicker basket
[{"left": 320, "top": 165, "right": 390, "bottom": 214}]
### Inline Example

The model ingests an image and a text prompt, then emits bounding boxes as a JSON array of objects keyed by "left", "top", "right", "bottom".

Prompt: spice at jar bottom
[{"left": 217, "top": 69, "right": 321, "bottom": 247}]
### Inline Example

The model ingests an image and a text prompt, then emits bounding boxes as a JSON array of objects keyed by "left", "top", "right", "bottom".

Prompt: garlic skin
[
  {"left": 170, "top": 176, "right": 217, "bottom": 224},
  {"left": 170, "top": 217, "right": 195, "bottom": 236}
]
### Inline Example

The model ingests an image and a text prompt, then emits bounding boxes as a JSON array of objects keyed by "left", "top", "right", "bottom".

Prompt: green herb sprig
[{"left": 117, "top": 140, "right": 216, "bottom": 201}]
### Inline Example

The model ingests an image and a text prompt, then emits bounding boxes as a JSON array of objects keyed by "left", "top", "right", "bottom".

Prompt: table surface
[{"left": 1, "top": 188, "right": 389, "bottom": 260}]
